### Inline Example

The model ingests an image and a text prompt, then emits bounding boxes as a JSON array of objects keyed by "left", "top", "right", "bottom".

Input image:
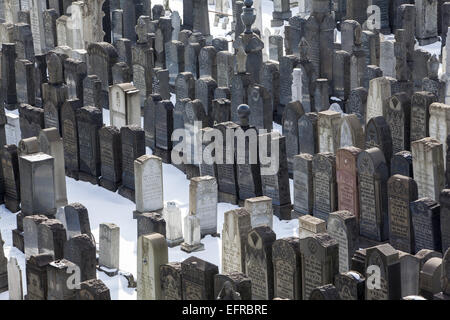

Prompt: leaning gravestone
[
  {"left": 300, "top": 233, "right": 339, "bottom": 300},
  {"left": 245, "top": 226, "right": 276, "bottom": 300},
  {"left": 222, "top": 208, "right": 252, "bottom": 275},
  {"left": 181, "top": 256, "right": 218, "bottom": 300},
  {"left": 411, "top": 137, "right": 444, "bottom": 201},
  {"left": 388, "top": 175, "right": 418, "bottom": 254},
  {"left": 357, "top": 148, "right": 390, "bottom": 242},
  {"left": 272, "top": 237, "right": 302, "bottom": 300},
  {"left": 327, "top": 211, "right": 359, "bottom": 273},
  {"left": 137, "top": 233, "right": 168, "bottom": 300},
  {"left": 365, "top": 243, "right": 401, "bottom": 300},
  {"left": 410, "top": 197, "right": 442, "bottom": 253}
]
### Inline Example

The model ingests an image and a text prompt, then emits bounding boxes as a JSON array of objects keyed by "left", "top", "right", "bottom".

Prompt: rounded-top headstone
[{"left": 237, "top": 104, "right": 250, "bottom": 127}]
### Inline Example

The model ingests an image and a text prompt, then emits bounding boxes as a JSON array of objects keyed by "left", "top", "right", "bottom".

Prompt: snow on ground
[{"left": 0, "top": 0, "right": 446, "bottom": 300}]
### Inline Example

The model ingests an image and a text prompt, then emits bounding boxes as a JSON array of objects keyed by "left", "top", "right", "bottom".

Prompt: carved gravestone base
[{"left": 78, "top": 172, "right": 100, "bottom": 185}]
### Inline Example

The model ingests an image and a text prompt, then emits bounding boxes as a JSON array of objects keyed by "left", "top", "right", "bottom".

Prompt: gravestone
[
  {"left": 137, "top": 233, "right": 168, "bottom": 300},
  {"left": 365, "top": 243, "right": 401, "bottom": 300},
  {"left": 18, "top": 104, "right": 44, "bottom": 139},
  {"left": 298, "top": 112, "right": 319, "bottom": 155},
  {"left": 334, "top": 271, "right": 365, "bottom": 300},
  {"left": 25, "top": 253, "right": 53, "bottom": 300},
  {"left": 419, "top": 256, "right": 443, "bottom": 299},
  {"left": 23, "top": 215, "right": 48, "bottom": 259},
  {"left": 245, "top": 226, "right": 276, "bottom": 300},
  {"left": 82, "top": 75, "right": 102, "bottom": 109},
  {"left": 309, "top": 284, "right": 340, "bottom": 300},
  {"left": 388, "top": 175, "right": 418, "bottom": 254},
  {"left": 154, "top": 100, "right": 174, "bottom": 163},
  {"left": 64, "top": 203, "right": 91, "bottom": 240},
  {"left": 244, "top": 196, "right": 273, "bottom": 229},
  {"left": 64, "top": 234, "right": 97, "bottom": 282},
  {"left": 222, "top": 208, "right": 252, "bottom": 274},
  {"left": 429, "top": 103, "right": 450, "bottom": 168},
  {"left": 61, "top": 99, "right": 82, "bottom": 179},
  {"left": 15, "top": 59, "right": 35, "bottom": 105},
  {"left": 64, "top": 58, "right": 87, "bottom": 102},
  {"left": 415, "top": 0, "right": 438, "bottom": 45},
  {"left": 391, "top": 151, "right": 413, "bottom": 178},
  {"left": 282, "top": 101, "right": 305, "bottom": 175},
  {"left": 5, "top": 113, "right": 21, "bottom": 146},
  {"left": 318, "top": 110, "right": 341, "bottom": 154},
  {"left": 365, "top": 116, "right": 393, "bottom": 171},
  {"left": 272, "top": 237, "right": 302, "bottom": 300},
  {"left": 37, "top": 219, "right": 66, "bottom": 259},
  {"left": 99, "top": 223, "right": 120, "bottom": 273},
  {"left": 260, "top": 132, "right": 292, "bottom": 220},
  {"left": 292, "top": 154, "right": 314, "bottom": 217},
  {"left": 411, "top": 138, "right": 444, "bottom": 201},
  {"left": 336, "top": 147, "right": 362, "bottom": 220},
  {"left": 312, "top": 152, "right": 337, "bottom": 221},
  {"left": 160, "top": 263, "right": 182, "bottom": 300},
  {"left": 189, "top": 176, "right": 218, "bottom": 237},
  {"left": 214, "top": 272, "right": 252, "bottom": 300},
  {"left": 137, "top": 212, "right": 166, "bottom": 238},
  {"left": 39, "top": 128, "right": 67, "bottom": 208},
  {"left": 7, "top": 257, "right": 22, "bottom": 300},
  {"left": 346, "top": 87, "right": 367, "bottom": 125},
  {"left": 410, "top": 91, "right": 437, "bottom": 143},
  {"left": 76, "top": 279, "right": 111, "bottom": 300},
  {"left": 108, "top": 83, "right": 141, "bottom": 129},
  {"left": 300, "top": 233, "right": 339, "bottom": 300},
  {"left": 339, "top": 114, "right": 364, "bottom": 149},
  {"left": 327, "top": 211, "right": 359, "bottom": 273},
  {"left": 247, "top": 85, "right": 272, "bottom": 131},
  {"left": 398, "top": 251, "right": 420, "bottom": 297},
  {"left": 440, "top": 190, "right": 450, "bottom": 253},
  {"left": 77, "top": 106, "right": 102, "bottom": 185},
  {"left": 411, "top": 198, "right": 442, "bottom": 253},
  {"left": 2, "top": 144, "right": 20, "bottom": 213},
  {"left": 357, "top": 148, "right": 389, "bottom": 242},
  {"left": 118, "top": 125, "right": 146, "bottom": 202},
  {"left": 98, "top": 126, "right": 122, "bottom": 191},
  {"left": 386, "top": 93, "right": 411, "bottom": 154},
  {"left": 366, "top": 77, "right": 397, "bottom": 124},
  {"left": 181, "top": 212, "right": 204, "bottom": 253},
  {"left": 87, "top": 42, "right": 119, "bottom": 109},
  {"left": 163, "top": 202, "right": 184, "bottom": 247},
  {"left": 0, "top": 233, "right": 7, "bottom": 294},
  {"left": 144, "top": 94, "right": 162, "bottom": 150},
  {"left": 47, "top": 259, "right": 79, "bottom": 300},
  {"left": 181, "top": 256, "right": 218, "bottom": 300},
  {"left": 134, "top": 155, "right": 164, "bottom": 217}
]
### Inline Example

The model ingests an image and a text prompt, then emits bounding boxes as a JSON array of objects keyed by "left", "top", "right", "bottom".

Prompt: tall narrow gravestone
[
  {"left": 7, "top": 257, "right": 23, "bottom": 300},
  {"left": 134, "top": 155, "right": 164, "bottom": 218},
  {"left": 327, "top": 211, "right": 359, "bottom": 273},
  {"left": 2, "top": 145, "right": 21, "bottom": 213},
  {"left": 99, "top": 223, "right": 120, "bottom": 273},
  {"left": 440, "top": 190, "right": 450, "bottom": 254},
  {"left": 189, "top": 176, "right": 218, "bottom": 237},
  {"left": 336, "top": 147, "right": 362, "bottom": 220},
  {"left": 245, "top": 226, "right": 276, "bottom": 300},
  {"left": 388, "top": 175, "right": 418, "bottom": 254},
  {"left": 292, "top": 153, "right": 314, "bottom": 217},
  {"left": 411, "top": 137, "right": 444, "bottom": 201},
  {"left": 272, "top": 237, "right": 302, "bottom": 300},
  {"left": 300, "top": 233, "right": 339, "bottom": 300},
  {"left": 137, "top": 233, "right": 168, "bottom": 300},
  {"left": 365, "top": 243, "right": 401, "bottom": 300},
  {"left": 0, "top": 232, "right": 7, "bottom": 294},
  {"left": 357, "top": 147, "right": 389, "bottom": 242},
  {"left": 410, "top": 198, "right": 442, "bottom": 253},
  {"left": 312, "top": 152, "right": 337, "bottom": 222},
  {"left": 163, "top": 202, "right": 184, "bottom": 247},
  {"left": 222, "top": 208, "right": 252, "bottom": 274},
  {"left": 98, "top": 126, "right": 122, "bottom": 191}
]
